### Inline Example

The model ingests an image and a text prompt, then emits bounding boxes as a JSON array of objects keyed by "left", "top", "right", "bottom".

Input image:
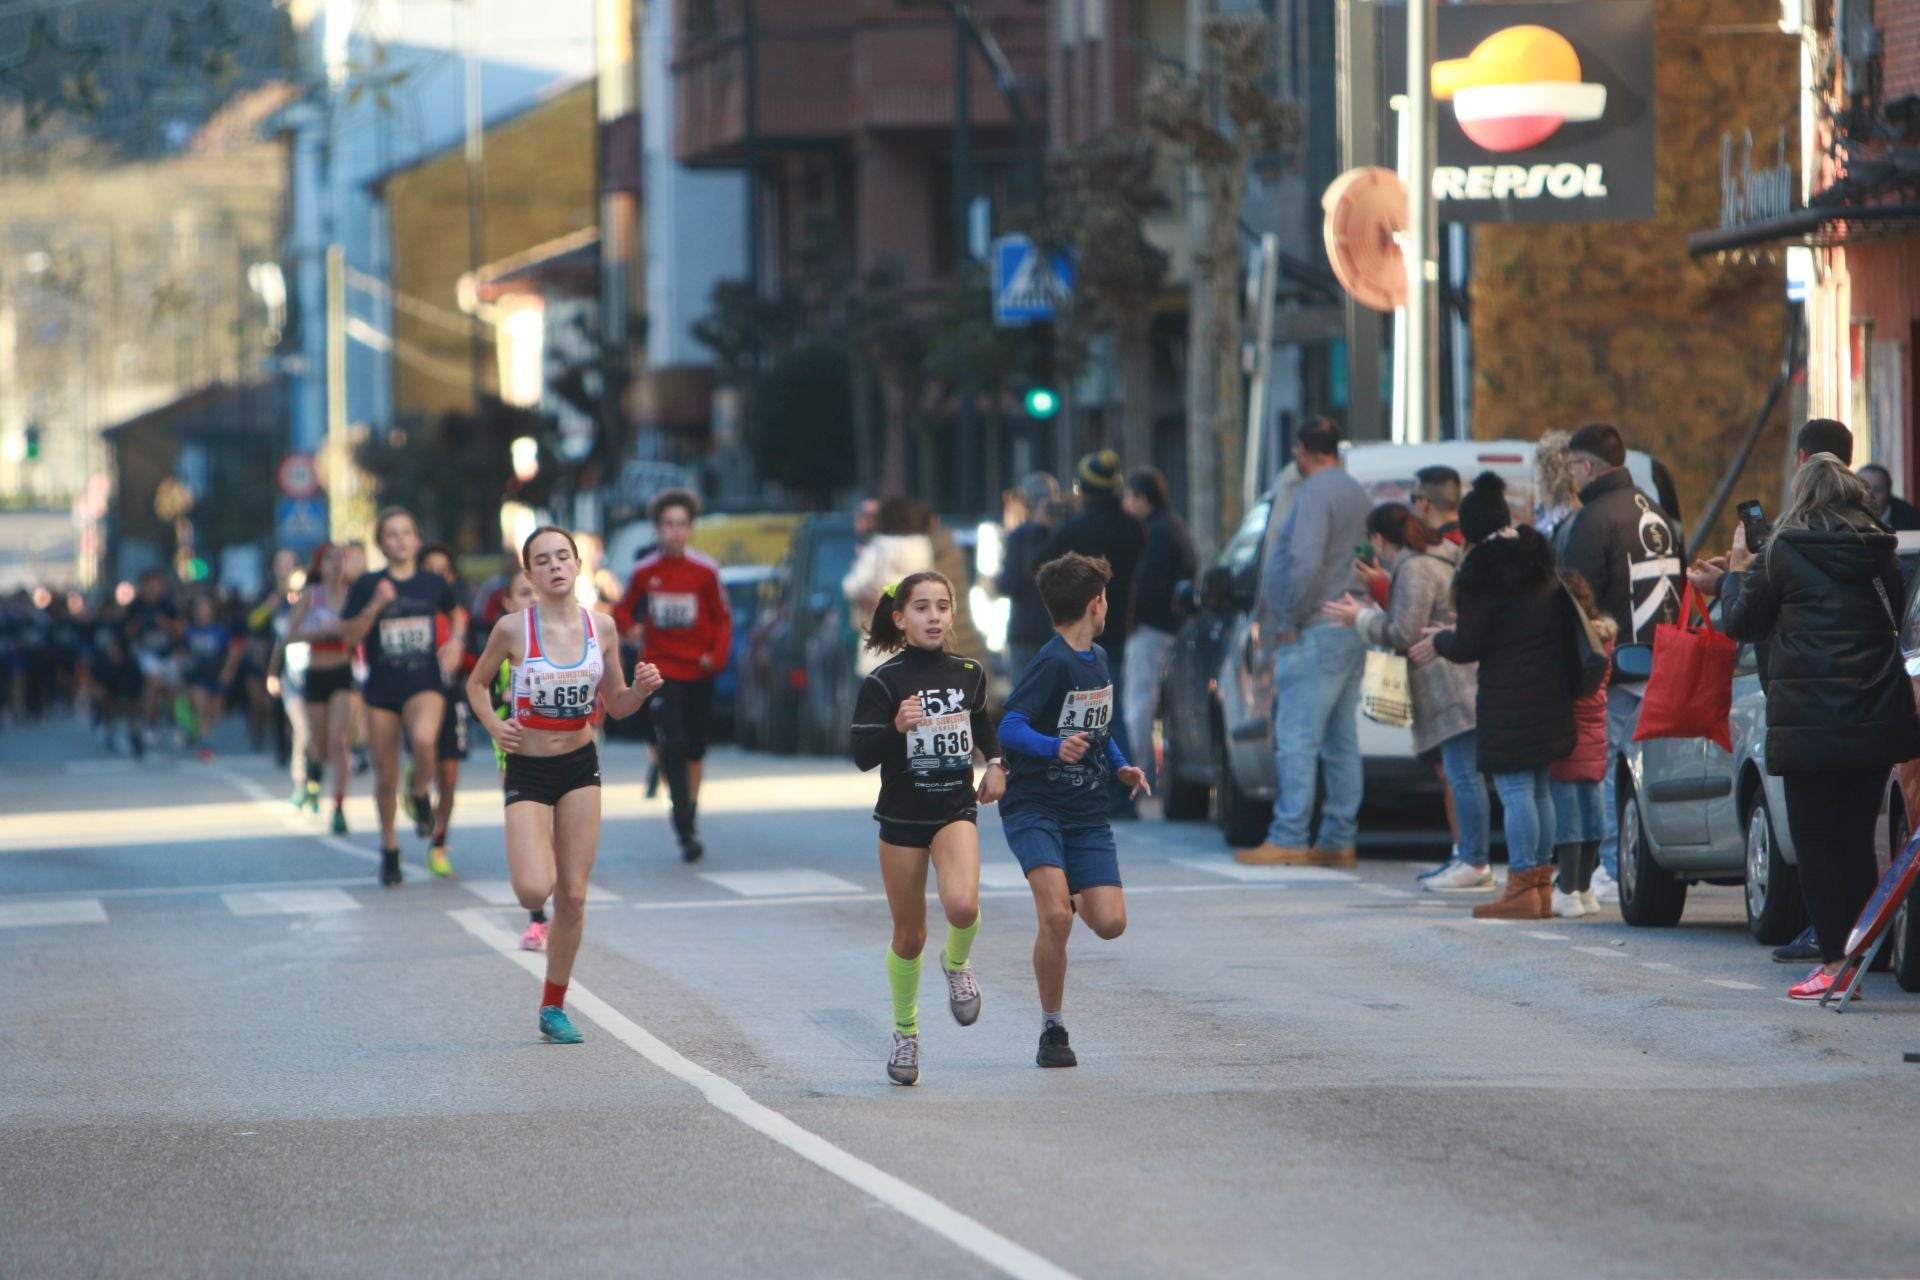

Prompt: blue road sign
[
  {"left": 277, "top": 497, "right": 328, "bottom": 551},
  {"left": 992, "top": 235, "right": 1073, "bottom": 326}
]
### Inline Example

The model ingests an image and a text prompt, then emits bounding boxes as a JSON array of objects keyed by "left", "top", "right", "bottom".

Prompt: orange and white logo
[{"left": 1431, "top": 25, "right": 1606, "bottom": 153}]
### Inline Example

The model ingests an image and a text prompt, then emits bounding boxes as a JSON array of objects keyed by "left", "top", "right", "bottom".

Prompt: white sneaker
[
  {"left": 1424, "top": 861, "right": 1495, "bottom": 893},
  {"left": 1590, "top": 866, "right": 1620, "bottom": 904},
  {"left": 1551, "top": 889, "right": 1591, "bottom": 918},
  {"left": 1578, "top": 889, "right": 1601, "bottom": 915}
]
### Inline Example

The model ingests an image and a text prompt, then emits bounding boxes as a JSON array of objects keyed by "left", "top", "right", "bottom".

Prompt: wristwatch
[{"left": 986, "top": 757, "right": 1005, "bottom": 768}]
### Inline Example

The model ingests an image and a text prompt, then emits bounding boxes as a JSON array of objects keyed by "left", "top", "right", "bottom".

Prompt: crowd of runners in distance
[{"left": 8, "top": 486, "right": 1153, "bottom": 1075}]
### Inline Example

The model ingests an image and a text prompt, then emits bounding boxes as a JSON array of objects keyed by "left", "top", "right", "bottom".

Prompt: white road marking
[
  {"left": 221, "top": 889, "right": 361, "bottom": 917},
  {"left": 208, "top": 765, "right": 429, "bottom": 877},
  {"left": 976, "top": 861, "right": 1032, "bottom": 890},
  {"left": 1361, "top": 885, "right": 1415, "bottom": 899},
  {"left": 1639, "top": 962, "right": 1680, "bottom": 972},
  {"left": 0, "top": 898, "right": 106, "bottom": 928},
  {"left": 450, "top": 909, "right": 1079, "bottom": 1280},
  {"left": 0, "top": 876, "right": 369, "bottom": 902},
  {"left": 623, "top": 882, "right": 1300, "bottom": 912},
  {"left": 697, "top": 869, "right": 865, "bottom": 898},
  {"left": 1523, "top": 931, "right": 1571, "bottom": 941},
  {"left": 461, "top": 880, "right": 621, "bottom": 907},
  {"left": 1170, "top": 857, "right": 1357, "bottom": 884},
  {"left": 1573, "top": 945, "right": 1630, "bottom": 959},
  {"left": 1703, "top": 979, "right": 1765, "bottom": 990}
]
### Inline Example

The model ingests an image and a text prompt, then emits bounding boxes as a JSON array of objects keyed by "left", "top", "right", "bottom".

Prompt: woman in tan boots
[{"left": 1414, "top": 474, "right": 1576, "bottom": 920}]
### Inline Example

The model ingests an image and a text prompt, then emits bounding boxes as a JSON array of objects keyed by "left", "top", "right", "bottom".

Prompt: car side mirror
[
  {"left": 1613, "top": 643, "right": 1654, "bottom": 683},
  {"left": 1200, "top": 565, "right": 1236, "bottom": 612}
]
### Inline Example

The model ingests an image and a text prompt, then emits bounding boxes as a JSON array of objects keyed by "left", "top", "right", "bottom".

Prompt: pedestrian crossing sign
[{"left": 993, "top": 235, "right": 1073, "bottom": 327}]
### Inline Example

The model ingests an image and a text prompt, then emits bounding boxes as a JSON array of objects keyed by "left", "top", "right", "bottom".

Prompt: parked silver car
[
  {"left": 1159, "top": 440, "right": 1668, "bottom": 847},
  {"left": 1616, "top": 535, "right": 1920, "bottom": 944}
]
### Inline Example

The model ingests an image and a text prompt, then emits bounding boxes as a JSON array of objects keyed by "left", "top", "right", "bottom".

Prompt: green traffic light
[{"left": 1025, "top": 387, "right": 1059, "bottom": 420}]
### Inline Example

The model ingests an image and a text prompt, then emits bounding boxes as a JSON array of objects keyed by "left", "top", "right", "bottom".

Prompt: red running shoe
[{"left": 1788, "top": 966, "right": 1861, "bottom": 1002}]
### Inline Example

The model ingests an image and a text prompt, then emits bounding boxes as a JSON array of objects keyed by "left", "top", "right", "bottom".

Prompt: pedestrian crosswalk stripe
[
  {"left": 1169, "top": 856, "right": 1359, "bottom": 884},
  {"left": 697, "top": 869, "right": 865, "bottom": 898},
  {"left": 0, "top": 898, "right": 106, "bottom": 928},
  {"left": 976, "top": 862, "right": 1030, "bottom": 890},
  {"left": 221, "top": 889, "right": 361, "bottom": 917},
  {"left": 461, "top": 880, "right": 621, "bottom": 907}
]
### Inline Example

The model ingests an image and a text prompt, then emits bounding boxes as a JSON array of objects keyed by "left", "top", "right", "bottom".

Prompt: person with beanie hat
[
  {"left": 1040, "top": 451, "right": 1147, "bottom": 816},
  {"left": 1415, "top": 472, "right": 1576, "bottom": 920}
]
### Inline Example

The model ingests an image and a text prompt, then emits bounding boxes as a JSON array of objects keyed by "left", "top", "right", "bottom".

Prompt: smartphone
[
  {"left": 1736, "top": 499, "right": 1769, "bottom": 554},
  {"left": 1354, "top": 543, "right": 1376, "bottom": 567}
]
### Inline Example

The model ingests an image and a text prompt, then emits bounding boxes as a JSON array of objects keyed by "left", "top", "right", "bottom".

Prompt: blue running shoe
[{"left": 539, "top": 1005, "right": 584, "bottom": 1044}]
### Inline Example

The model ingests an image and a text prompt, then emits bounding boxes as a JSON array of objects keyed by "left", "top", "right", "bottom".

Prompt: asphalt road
[{"left": 2, "top": 716, "right": 1916, "bottom": 1279}]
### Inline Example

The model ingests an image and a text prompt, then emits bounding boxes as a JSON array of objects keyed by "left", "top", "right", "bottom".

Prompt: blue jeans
[
  {"left": 1438, "top": 731, "right": 1491, "bottom": 867},
  {"left": 1491, "top": 768, "right": 1556, "bottom": 873},
  {"left": 1551, "top": 778, "right": 1605, "bottom": 845},
  {"left": 1266, "top": 626, "right": 1366, "bottom": 850}
]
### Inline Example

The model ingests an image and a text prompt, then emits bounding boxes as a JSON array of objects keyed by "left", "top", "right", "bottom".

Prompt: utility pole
[
  {"left": 952, "top": 8, "right": 976, "bottom": 515},
  {"left": 326, "top": 243, "right": 351, "bottom": 542},
  {"left": 1337, "top": 0, "right": 1382, "bottom": 442},
  {"left": 463, "top": 0, "right": 487, "bottom": 413},
  {"left": 1402, "top": 0, "right": 1434, "bottom": 444},
  {"left": 1183, "top": 0, "right": 1218, "bottom": 555}
]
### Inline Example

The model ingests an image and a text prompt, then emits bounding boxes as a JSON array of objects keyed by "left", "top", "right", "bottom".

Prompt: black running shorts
[
  {"left": 503, "top": 743, "right": 601, "bottom": 807},
  {"left": 303, "top": 664, "right": 355, "bottom": 703},
  {"left": 877, "top": 811, "right": 977, "bottom": 850}
]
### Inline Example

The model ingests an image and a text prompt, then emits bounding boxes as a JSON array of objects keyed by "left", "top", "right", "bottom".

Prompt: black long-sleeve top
[{"left": 851, "top": 645, "right": 1001, "bottom": 829}]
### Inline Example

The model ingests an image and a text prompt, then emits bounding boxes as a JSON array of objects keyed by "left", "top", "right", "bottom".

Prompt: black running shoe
[
  {"left": 1036, "top": 1024, "right": 1077, "bottom": 1069},
  {"left": 645, "top": 764, "right": 660, "bottom": 799},
  {"left": 1773, "top": 926, "right": 1820, "bottom": 963},
  {"left": 408, "top": 792, "right": 433, "bottom": 839},
  {"left": 380, "top": 847, "right": 403, "bottom": 887},
  {"left": 680, "top": 837, "right": 704, "bottom": 864}
]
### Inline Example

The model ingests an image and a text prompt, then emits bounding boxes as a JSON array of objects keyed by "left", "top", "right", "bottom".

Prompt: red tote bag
[{"left": 1632, "top": 583, "right": 1736, "bottom": 752}]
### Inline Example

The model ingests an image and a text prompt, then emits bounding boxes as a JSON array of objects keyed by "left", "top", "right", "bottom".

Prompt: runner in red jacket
[{"left": 615, "top": 488, "right": 731, "bottom": 861}]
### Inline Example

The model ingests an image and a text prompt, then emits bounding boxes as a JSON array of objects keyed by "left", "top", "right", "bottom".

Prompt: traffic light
[
  {"left": 1022, "top": 322, "right": 1058, "bottom": 421},
  {"left": 22, "top": 425, "right": 39, "bottom": 461}
]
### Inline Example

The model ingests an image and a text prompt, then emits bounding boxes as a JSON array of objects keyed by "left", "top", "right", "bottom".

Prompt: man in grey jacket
[{"left": 1239, "top": 417, "right": 1373, "bottom": 866}]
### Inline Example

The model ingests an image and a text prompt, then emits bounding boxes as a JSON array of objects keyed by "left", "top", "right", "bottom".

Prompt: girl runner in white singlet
[{"left": 467, "top": 526, "right": 662, "bottom": 1044}]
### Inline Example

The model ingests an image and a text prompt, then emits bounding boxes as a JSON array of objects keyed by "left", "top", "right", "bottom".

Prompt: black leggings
[
  {"left": 651, "top": 677, "right": 714, "bottom": 842},
  {"left": 1781, "top": 769, "right": 1886, "bottom": 964}
]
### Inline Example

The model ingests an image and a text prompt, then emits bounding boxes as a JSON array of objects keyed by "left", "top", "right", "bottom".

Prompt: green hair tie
[{"left": 884, "top": 579, "right": 904, "bottom": 600}]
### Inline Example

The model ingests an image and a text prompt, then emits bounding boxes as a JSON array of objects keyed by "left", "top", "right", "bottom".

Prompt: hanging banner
[{"left": 1382, "top": 0, "right": 1656, "bottom": 223}]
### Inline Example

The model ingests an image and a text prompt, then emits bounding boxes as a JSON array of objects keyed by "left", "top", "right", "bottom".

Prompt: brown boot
[
  {"left": 1307, "top": 846, "right": 1358, "bottom": 869},
  {"left": 1236, "top": 842, "right": 1310, "bottom": 865},
  {"left": 1472, "top": 866, "right": 1553, "bottom": 920}
]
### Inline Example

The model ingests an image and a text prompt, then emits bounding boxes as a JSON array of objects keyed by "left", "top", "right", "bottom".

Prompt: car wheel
[
  {"left": 1617, "top": 780, "right": 1687, "bottom": 927},
  {"left": 1215, "top": 722, "right": 1269, "bottom": 848},
  {"left": 1159, "top": 687, "right": 1210, "bottom": 822},
  {"left": 1743, "top": 790, "right": 1806, "bottom": 945},
  {"left": 1885, "top": 806, "right": 1920, "bottom": 992}
]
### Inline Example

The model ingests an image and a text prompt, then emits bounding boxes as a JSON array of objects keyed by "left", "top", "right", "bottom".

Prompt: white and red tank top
[{"left": 513, "top": 606, "right": 605, "bottom": 730}]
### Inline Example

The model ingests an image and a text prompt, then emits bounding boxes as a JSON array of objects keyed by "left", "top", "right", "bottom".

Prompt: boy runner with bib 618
[
  {"left": 996, "top": 553, "right": 1148, "bottom": 1069},
  {"left": 850, "top": 570, "right": 1005, "bottom": 1086}
]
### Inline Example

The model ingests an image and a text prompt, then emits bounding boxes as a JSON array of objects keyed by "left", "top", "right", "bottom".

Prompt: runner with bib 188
[
  {"left": 339, "top": 508, "right": 465, "bottom": 888},
  {"left": 467, "top": 526, "right": 662, "bottom": 1046},
  {"left": 850, "top": 570, "right": 1004, "bottom": 1086}
]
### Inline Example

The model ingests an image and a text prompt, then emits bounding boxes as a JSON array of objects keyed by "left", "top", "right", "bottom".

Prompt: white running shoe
[
  {"left": 1590, "top": 866, "right": 1620, "bottom": 904},
  {"left": 942, "top": 962, "right": 982, "bottom": 1026},
  {"left": 1551, "top": 889, "right": 1592, "bottom": 918},
  {"left": 1423, "top": 861, "right": 1495, "bottom": 893},
  {"left": 1578, "top": 889, "right": 1602, "bottom": 915},
  {"left": 887, "top": 1031, "right": 920, "bottom": 1086},
  {"left": 1416, "top": 846, "right": 1464, "bottom": 882}
]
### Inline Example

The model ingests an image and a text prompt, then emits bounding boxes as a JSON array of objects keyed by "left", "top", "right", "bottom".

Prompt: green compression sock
[
  {"left": 944, "top": 911, "right": 980, "bottom": 970},
  {"left": 886, "top": 946, "right": 921, "bottom": 1036}
]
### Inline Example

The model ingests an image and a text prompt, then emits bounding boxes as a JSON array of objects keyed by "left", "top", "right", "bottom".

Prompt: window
[{"left": 1222, "top": 500, "right": 1272, "bottom": 597}]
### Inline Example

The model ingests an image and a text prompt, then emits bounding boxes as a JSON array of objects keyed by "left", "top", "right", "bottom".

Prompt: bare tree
[{"left": 1143, "top": 15, "right": 1299, "bottom": 544}]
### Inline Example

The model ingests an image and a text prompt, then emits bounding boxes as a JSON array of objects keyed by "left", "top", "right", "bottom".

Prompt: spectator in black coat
[
  {"left": 996, "top": 473, "right": 1061, "bottom": 675},
  {"left": 1419, "top": 473, "right": 1574, "bottom": 922},
  {"left": 1708, "top": 454, "right": 1920, "bottom": 1000},
  {"left": 1120, "top": 467, "right": 1198, "bottom": 787}
]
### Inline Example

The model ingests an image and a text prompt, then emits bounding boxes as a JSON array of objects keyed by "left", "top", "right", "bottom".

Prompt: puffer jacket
[
  {"left": 1432, "top": 526, "right": 1576, "bottom": 774},
  {"left": 1556, "top": 468, "right": 1683, "bottom": 647},
  {"left": 1356, "top": 540, "right": 1475, "bottom": 755},
  {"left": 1551, "top": 635, "right": 1613, "bottom": 783},
  {"left": 1719, "top": 513, "right": 1920, "bottom": 775}
]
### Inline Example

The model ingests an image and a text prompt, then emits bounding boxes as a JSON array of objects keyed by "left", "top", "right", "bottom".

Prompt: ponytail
[{"left": 864, "top": 570, "right": 954, "bottom": 654}]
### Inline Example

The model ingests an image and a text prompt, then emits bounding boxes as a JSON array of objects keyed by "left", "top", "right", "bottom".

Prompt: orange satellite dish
[{"left": 1322, "top": 167, "right": 1407, "bottom": 313}]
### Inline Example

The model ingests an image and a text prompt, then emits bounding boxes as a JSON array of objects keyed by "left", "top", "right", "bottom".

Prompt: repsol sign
[{"left": 1384, "top": 1, "right": 1655, "bottom": 223}]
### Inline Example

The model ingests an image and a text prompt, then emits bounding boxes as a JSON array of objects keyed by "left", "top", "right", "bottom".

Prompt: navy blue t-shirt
[{"left": 1000, "top": 634, "right": 1120, "bottom": 824}]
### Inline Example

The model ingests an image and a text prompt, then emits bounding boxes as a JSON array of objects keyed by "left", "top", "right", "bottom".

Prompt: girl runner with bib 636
[
  {"left": 467, "top": 526, "right": 663, "bottom": 1045},
  {"left": 850, "top": 570, "right": 1004, "bottom": 1087}
]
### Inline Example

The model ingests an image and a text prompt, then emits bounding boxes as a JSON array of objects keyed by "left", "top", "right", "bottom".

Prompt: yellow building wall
[
  {"left": 1469, "top": 0, "right": 1797, "bottom": 550},
  {"left": 383, "top": 82, "right": 598, "bottom": 426}
]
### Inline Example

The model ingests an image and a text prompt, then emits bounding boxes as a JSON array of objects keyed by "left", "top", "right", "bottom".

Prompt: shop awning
[{"left": 1688, "top": 202, "right": 1920, "bottom": 256}]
